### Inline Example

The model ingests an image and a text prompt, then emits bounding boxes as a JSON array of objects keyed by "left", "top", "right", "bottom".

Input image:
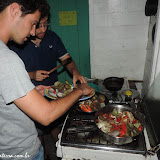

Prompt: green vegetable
[
  {"left": 126, "top": 132, "right": 130, "bottom": 137},
  {"left": 65, "top": 80, "right": 70, "bottom": 85},
  {"left": 133, "top": 122, "right": 141, "bottom": 128},
  {"left": 128, "top": 123, "right": 134, "bottom": 129},
  {"left": 126, "top": 124, "right": 131, "bottom": 131},
  {"left": 131, "top": 131, "right": 134, "bottom": 137},
  {"left": 112, "top": 109, "right": 118, "bottom": 116}
]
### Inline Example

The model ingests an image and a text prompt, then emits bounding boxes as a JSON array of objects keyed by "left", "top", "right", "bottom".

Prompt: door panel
[{"left": 47, "top": 0, "right": 90, "bottom": 84}]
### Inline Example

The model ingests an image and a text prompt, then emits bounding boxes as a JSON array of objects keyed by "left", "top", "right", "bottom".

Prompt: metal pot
[
  {"left": 103, "top": 77, "right": 124, "bottom": 91},
  {"left": 94, "top": 103, "right": 145, "bottom": 145}
]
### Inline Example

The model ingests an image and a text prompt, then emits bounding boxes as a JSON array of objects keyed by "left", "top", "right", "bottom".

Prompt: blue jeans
[{"left": 31, "top": 146, "right": 44, "bottom": 160}]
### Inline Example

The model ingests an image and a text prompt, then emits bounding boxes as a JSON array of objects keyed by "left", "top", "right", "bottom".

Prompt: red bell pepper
[
  {"left": 121, "top": 115, "right": 128, "bottom": 121},
  {"left": 118, "top": 122, "right": 127, "bottom": 137},
  {"left": 79, "top": 104, "right": 92, "bottom": 112},
  {"left": 122, "top": 122, "right": 127, "bottom": 133}
]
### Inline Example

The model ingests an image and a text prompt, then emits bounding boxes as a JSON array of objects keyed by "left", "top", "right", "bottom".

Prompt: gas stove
[
  {"left": 56, "top": 79, "right": 159, "bottom": 160},
  {"left": 56, "top": 112, "right": 158, "bottom": 160},
  {"left": 59, "top": 110, "right": 146, "bottom": 154}
]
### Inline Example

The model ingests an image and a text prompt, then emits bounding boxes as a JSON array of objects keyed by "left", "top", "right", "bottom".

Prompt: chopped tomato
[
  {"left": 111, "top": 123, "right": 115, "bottom": 127},
  {"left": 132, "top": 119, "right": 137, "bottom": 124},
  {"left": 121, "top": 115, "right": 128, "bottom": 121},
  {"left": 127, "top": 118, "right": 130, "bottom": 124},
  {"left": 102, "top": 113, "right": 108, "bottom": 118},
  {"left": 138, "top": 125, "right": 143, "bottom": 131},
  {"left": 119, "top": 130, "right": 126, "bottom": 136},
  {"left": 118, "top": 122, "right": 127, "bottom": 137},
  {"left": 110, "top": 127, "right": 114, "bottom": 132},
  {"left": 115, "top": 126, "right": 120, "bottom": 131},
  {"left": 109, "top": 113, "right": 115, "bottom": 120},
  {"left": 117, "top": 117, "right": 121, "bottom": 122},
  {"left": 117, "top": 124, "right": 121, "bottom": 129},
  {"left": 122, "top": 122, "right": 127, "bottom": 133}
]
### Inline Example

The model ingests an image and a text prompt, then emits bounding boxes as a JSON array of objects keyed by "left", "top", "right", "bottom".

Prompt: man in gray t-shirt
[
  {"left": 0, "top": 41, "right": 40, "bottom": 158},
  {"left": 0, "top": 0, "right": 94, "bottom": 159}
]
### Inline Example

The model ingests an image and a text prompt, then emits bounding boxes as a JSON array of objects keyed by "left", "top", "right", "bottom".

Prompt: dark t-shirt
[{"left": 8, "top": 30, "right": 67, "bottom": 86}]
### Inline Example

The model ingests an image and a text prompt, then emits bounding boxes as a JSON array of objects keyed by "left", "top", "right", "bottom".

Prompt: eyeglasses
[{"left": 36, "top": 22, "right": 50, "bottom": 29}]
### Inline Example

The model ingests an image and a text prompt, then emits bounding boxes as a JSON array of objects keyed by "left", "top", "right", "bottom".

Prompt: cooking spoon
[
  {"left": 49, "top": 57, "right": 72, "bottom": 74},
  {"left": 41, "top": 57, "right": 72, "bottom": 75}
]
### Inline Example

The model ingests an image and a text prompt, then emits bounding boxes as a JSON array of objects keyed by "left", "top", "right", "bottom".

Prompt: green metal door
[{"left": 46, "top": 0, "right": 90, "bottom": 83}]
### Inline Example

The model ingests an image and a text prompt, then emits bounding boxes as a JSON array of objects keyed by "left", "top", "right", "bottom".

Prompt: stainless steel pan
[{"left": 94, "top": 103, "right": 145, "bottom": 145}]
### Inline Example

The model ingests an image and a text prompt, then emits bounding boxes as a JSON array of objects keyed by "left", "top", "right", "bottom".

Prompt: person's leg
[
  {"left": 51, "top": 127, "right": 62, "bottom": 142},
  {"left": 38, "top": 134, "right": 46, "bottom": 159},
  {"left": 31, "top": 146, "right": 44, "bottom": 160},
  {"left": 47, "top": 115, "right": 66, "bottom": 142},
  {"left": 36, "top": 125, "right": 47, "bottom": 159}
]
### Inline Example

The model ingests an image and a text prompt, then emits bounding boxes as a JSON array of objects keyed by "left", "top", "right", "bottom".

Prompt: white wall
[
  {"left": 89, "top": 0, "right": 149, "bottom": 80},
  {"left": 142, "top": 16, "right": 156, "bottom": 97},
  {"left": 142, "top": 0, "right": 160, "bottom": 97}
]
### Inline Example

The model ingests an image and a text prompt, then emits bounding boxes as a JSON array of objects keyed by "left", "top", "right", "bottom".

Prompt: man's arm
[
  {"left": 14, "top": 83, "right": 94, "bottom": 126},
  {"left": 60, "top": 54, "right": 87, "bottom": 87}
]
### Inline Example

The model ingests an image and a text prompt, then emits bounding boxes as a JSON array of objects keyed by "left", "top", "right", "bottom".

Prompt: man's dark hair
[
  {"left": 40, "top": 1, "right": 50, "bottom": 22},
  {"left": 0, "top": 0, "right": 48, "bottom": 16}
]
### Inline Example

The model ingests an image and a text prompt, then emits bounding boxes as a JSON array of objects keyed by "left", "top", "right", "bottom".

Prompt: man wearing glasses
[{"left": 8, "top": 2, "right": 86, "bottom": 88}]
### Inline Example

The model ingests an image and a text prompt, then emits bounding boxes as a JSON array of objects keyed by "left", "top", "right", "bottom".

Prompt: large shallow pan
[{"left": 95, "top": 103, "right": 144, "bottom": 145}]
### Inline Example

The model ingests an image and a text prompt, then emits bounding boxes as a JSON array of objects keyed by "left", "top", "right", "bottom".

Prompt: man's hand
[
  {"left": 73, "top": 73, "right": 87, "bottom": 88},
  {"left": 60, "top": 54, "right": 87, "bottom": 87},
  {"left": 77, "top": 83, "right": 95, "bottom": 96},
  {"left": 32, "top": 70, "right": 49, "bottom": 81},
  {"left": 35, "top": 85, "right": 50, "bottom": 96}
]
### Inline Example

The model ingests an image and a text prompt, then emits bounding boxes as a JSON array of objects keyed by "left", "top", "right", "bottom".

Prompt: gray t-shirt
[{"left": 0, "top": 40, "right": 40, "bottom": 159}]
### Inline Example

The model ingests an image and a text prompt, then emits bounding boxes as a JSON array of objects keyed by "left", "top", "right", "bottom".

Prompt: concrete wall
[{"left": 89, "top": 0, "right": 150, "bottom": 80}]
